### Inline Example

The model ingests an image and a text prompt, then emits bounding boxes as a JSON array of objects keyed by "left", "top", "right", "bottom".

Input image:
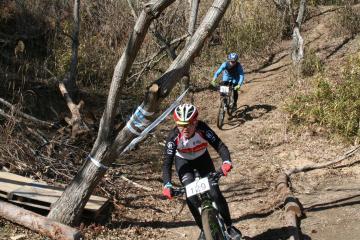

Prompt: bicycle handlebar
[{"left": 171, "top": 170, "right": 224, "bottom": 197}]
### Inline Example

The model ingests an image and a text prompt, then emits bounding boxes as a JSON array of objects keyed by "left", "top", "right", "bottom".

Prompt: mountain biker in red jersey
[
  {"left": 162, "top": 103, "right": 241, "bottom": 240},
  {"left": 212, "top": 52, "right": 245, "bottom": 111}
]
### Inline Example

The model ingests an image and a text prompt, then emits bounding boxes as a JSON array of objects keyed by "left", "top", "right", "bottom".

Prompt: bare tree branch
[
  {"left": 0, "top": 98, "right": 54, "bottom": 128},
  {"left": 58, "top": 82, "right": 89, "bottom": 138},
  {"left": 48, "top": 0, "right": 177, "bottom": 225},
  {"left": 285, "top": 145, "right": 360, "bottom": 176},
  {"left": 120, "top": 175, "right": 153, "bottom": 191},
  {"left": 126, "top": 0, "right": 138, "bottom": 19},
  {"left": 48, "top": 0, "right": 231, "bottom": 226}
]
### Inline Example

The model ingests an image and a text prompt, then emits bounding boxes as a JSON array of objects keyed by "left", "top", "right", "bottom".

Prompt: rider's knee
[{"left": 181, "top": 173, "right": 194, "bottom": 186}]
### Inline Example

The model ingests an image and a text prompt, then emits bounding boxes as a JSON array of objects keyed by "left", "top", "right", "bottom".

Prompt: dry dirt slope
[
  {"left": 161, "top": 6, "right": 360, "bottom": 240},
  {"left": 0, "top": 5, "right": 359, "bottom": 240}
]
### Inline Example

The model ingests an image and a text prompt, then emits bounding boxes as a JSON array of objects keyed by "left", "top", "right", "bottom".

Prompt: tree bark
[
  {"left": 63, "top": 0, "right": 80, "bottom": 97},
  {"left": 48, "top": 0, "right": 231, "bottom": 226},
  {"left": 276, "top": 174, "right": 302, "bottom": 240},
  {"left": 181, "top": 0, "right": 200, "bottom": 94},
  {"left": 59, "top": 0, "right": 88, "bottom": 137},
  {"left": 291, "top": 0, "right": 306, "bottom": 64},
  {"left": 58, "top": 82, "right": 89, "bottom": 138},
  {"left": 47, "top": 0, "right": 177, "bottom": 225},
  {"left": 0, "top": 200, "right": 82, "bottom": 240}
]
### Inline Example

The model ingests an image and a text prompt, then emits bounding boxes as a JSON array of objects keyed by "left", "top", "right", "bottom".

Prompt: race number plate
[
  {"left": 220, "top": 86, "right": 229, "bottom": 94},
  {"left": 185, "top": 177, "right": 211, "bottom": 198}
]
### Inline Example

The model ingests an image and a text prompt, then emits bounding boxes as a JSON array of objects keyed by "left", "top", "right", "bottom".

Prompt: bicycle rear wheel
[
  {"left": 217, "top": 99, "right": 225, "bottom": 129},
  {"left": 202, "top": 208, "right": 225, "bottom": 240}
]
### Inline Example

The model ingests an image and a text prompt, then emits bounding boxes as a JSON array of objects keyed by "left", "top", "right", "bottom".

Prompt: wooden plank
[{"left": 0, "top": 171, "right": 108, "bottom": 213}]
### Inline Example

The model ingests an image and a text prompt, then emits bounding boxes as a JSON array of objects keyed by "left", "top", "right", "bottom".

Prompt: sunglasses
[{"left": 229, "top": 61, "right": 236, "bottom": 64}]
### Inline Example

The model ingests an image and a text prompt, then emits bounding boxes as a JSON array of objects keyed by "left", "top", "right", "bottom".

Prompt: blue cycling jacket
[{"left": 213, "top": 61, "right": 244, "bottom": 85}]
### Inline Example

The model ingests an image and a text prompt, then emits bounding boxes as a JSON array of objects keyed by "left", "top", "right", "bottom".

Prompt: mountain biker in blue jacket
[
  {"left": 162, "top": 103, "right": 242, "bottom": 240},
  {"left": 212, "top": 52, "right": 245, "bottom": 110}
]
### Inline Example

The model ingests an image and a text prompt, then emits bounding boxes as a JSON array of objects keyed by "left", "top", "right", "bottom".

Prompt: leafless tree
[
  {"left": 47, "top": 0, "right": 231, "bottom": 226},
  {"left": 292, "top": 0, "right": 306, "bottom": 64},
  {"left": 272, "top": 0, "right": 306, "bottom": 64},
  {"left": 181, "top": 0, "right": 200, "bottom": 93},
  {"left": 57, "top": 0, "right": 89, "bottom": 138}
]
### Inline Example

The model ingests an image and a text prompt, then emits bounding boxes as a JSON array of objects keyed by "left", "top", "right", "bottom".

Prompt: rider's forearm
[
  {"left": 214, "top": 63, "right": 226, "bottom": 80},
  {"left": 216, "top": 142, "right": 231, "bottom": 163},
  {"left": 162, "top": 158, "right": 173, "bottom": 184},
  {"left": 238, "top": 75, "right": 244, "bottom": 85}
]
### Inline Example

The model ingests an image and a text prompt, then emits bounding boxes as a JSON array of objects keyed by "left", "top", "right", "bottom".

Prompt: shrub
[
  {"left": 335, "top": 3, "right": 360, "bottom": 36},
  {"left": 286, "top": 52, "right": 360, "bottom": 141},
  {"left": 219, "top": 0, "right": 283, "bottom": 58},
  {"left": 301, "top": 48, "right": 324, "bottom": 77}
]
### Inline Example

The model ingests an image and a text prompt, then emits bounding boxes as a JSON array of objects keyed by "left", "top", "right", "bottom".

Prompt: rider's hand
[
  {"left": 234, "top": 84, "right": 241, "bottom": 91},
  {"left": 162, "top": 182, "right": 173, "bottom": 200},
  {"left": 211, "top": 79, "right": 217, "bottom": 87},
  {"left": 221, "top": 161, "right": 232, "bottom": 176}
]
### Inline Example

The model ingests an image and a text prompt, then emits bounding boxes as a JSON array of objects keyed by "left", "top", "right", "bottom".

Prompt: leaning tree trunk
[
  {"left": 47, "top": 0, "right": 176, "bottom": 225},
  {"left": 48, "top": 0, "right": 231, "bottom": 226}
]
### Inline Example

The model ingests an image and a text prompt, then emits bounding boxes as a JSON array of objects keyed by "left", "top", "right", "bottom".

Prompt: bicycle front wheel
[
  {"left": 217, "top": 99, "right": 225, "bottom": 129},
  {"left": 202, "top": 208, "right": 225, "bottom": 240}
]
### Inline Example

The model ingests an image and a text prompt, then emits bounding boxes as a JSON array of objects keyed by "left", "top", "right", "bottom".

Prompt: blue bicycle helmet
[{"left": 227, "top": 52, "right": 239, "bottom": 61}]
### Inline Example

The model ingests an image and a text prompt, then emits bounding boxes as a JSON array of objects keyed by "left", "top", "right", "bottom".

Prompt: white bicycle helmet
[{"left": 173, "top": 104, "right": 198, "bottom": 125}]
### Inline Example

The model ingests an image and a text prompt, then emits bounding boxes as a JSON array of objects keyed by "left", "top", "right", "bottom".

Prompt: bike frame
[
  {"left": 173, "top": 171, "right": 231, "bottom": 240},
  {"left": 220, "top": 84, "right": 234, "bottom": 112},
  {"left": 217, "top": 84, "right": 234, "bottom": 129}
]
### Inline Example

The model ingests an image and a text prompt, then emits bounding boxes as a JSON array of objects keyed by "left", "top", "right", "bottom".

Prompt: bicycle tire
[
  {"left": 202, "top": 208, "right": 225, "bottom": 240},
  {"left": 217, "top": 99, "right": 225, "bottom": 129},
  {"left": 227, "top": 89, "right": 234, "bottom": 115}
]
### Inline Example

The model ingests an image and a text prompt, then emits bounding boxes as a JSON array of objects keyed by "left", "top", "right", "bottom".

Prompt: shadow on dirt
[
  {"left": 304, "top": 194, "right": 360, "bottom": 212},
  {"left": 108, "top": 219, "right": 196, "bottom": 230},
  {"left": 221, "top": 104, "right": 276, "bottom": 130},
  {"left": 325, "top": 35, "right": 356, "bottom": 59},
  {"left": 243, "top": 226, "right": 311, "bottom": 240}
]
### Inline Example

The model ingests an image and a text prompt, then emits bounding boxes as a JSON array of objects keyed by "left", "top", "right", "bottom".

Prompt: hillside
[{"left": 1, "top": 3, "right": 360, "bottom": 240}]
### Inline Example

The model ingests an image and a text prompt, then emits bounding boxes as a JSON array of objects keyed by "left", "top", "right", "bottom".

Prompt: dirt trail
[
  {"left": 161, "top": 7, "right": 360, "bottom": 240},
  {"left": 1, "top": 6, "right": 359, "bottom": 240}
]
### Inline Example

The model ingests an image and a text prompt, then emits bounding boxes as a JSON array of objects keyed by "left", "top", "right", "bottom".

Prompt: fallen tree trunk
[
  {"left": 0, "top": 200, "right": 82, "bottom": 240},
  {"left": 276, "top": 174, "right": 302, "bottom": 240}
]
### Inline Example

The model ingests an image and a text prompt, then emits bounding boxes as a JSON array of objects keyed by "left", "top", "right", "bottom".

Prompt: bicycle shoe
[
  {"left": 198, "top": 230, "right": 206, "bottom": 240},
  {"left": 227, "top": 226, "right": 242, "bottom": 240}
]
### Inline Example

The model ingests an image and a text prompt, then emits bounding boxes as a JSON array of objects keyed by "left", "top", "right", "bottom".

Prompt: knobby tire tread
[
  {"left": 217, "top": 99, "right": 225, "bottom": 129},
  {"left": 202, "top": 208, "right": 225, "bottom": 240}
]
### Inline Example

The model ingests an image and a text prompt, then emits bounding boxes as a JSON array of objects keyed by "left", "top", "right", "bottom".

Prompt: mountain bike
[
  {"left": 217, "top": 83, "right": 235, "bottom": 129},
  {"left": 172, "top": 170, "right": 241, "bottom": 240}
]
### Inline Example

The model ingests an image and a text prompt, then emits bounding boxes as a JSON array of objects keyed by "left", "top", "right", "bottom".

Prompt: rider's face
[
  {"left": 177, "top": 121, "right": 197, "bottom": 139},
  {"left": 228, "top": 61, "right": 236, "bottom": 67}
]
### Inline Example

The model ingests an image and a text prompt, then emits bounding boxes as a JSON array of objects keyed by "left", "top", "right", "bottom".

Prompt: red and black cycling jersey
[{"left": 162, "top": 120, "right": 231, "bottom": 184}]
